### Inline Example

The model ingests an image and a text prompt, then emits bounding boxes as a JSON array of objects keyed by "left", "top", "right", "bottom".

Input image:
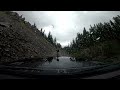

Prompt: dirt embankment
[{"left": 0, "top": 11, "right": 56, "bottom": 64}]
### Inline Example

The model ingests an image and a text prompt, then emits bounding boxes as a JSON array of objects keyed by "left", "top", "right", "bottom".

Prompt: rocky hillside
[{"left": 0, "top": 11, "right": 56, "bottom": 63}]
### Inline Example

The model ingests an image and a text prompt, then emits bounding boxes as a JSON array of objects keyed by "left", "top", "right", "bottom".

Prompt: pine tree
[
  {"left": 48, "top": 32, "right": 53, "bottom": 44},
  {"left": 53, "top": 38, "right": 57, "bottom": 46},
  {"left": 66, "top": 15, "right": 120, "bottom": 56}
]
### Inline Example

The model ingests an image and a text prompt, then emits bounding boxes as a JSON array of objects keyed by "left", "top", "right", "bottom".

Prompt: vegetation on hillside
[
  {"left": 64, "top": 15, "right": 120, "bottom": 63},
  {"left": 3, "top": 11, "right": 62, "bottom": 48},
  {"left": 30, "top": 23, "right": 62, "bottom": 49},
  {"left": 0, "top": 11, "right": 62, "bottom": 63}
]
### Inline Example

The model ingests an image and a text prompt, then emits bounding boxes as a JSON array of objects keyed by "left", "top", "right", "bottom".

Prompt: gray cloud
[{"left": 15, "top": 11, "right": 120, "bottom": 47}]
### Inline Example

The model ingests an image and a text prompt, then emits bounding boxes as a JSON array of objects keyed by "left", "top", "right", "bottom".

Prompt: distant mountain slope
[{"left": 0, "top": 11, "right": 56, "bottom": 63}]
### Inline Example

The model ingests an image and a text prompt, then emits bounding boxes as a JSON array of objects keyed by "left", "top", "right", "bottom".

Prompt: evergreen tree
[
  {"left": 66, "top": 15, "right": 120, "bottom": 55},
  {"left": 48, "top": 32, "right": 54, "bottom": 44},
  {"left": 53, "top": 38, "right": 57, "bottom": 46}
]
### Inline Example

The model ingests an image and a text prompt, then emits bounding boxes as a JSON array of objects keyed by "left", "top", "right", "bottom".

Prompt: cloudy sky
[{"left": 15, "top": 11, "right": 120, "bottom": 47}]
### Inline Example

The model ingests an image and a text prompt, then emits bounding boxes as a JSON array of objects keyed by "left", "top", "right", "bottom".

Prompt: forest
[{"left": 64, "top": 15, "right": 120, "bottom": 63}]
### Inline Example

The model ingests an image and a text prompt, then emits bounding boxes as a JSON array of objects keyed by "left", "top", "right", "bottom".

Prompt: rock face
[{"left": 0, "top": 11, "right": 56, "bottom": 63}]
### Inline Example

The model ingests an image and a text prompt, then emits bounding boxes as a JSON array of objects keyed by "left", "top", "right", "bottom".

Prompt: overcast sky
[{"left": 15, "top": 11, "right": 120, "bottom": 47}]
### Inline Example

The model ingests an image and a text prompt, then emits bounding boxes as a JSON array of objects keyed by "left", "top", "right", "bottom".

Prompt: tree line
[
  {"left": 33, "top": 24, "right": 62, "bottom": 48},
  {"left": 64, "top": 15, "right": 120, "bottom": 56}
]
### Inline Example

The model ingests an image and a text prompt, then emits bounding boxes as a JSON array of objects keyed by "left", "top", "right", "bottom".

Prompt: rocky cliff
[{"left": 0, "top": 11, "right": 56, "bottom": 63}]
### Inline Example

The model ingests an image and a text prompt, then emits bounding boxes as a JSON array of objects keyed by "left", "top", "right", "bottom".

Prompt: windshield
[{"left": 0, "top": 11, "right": 120, "bottom": 79}]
